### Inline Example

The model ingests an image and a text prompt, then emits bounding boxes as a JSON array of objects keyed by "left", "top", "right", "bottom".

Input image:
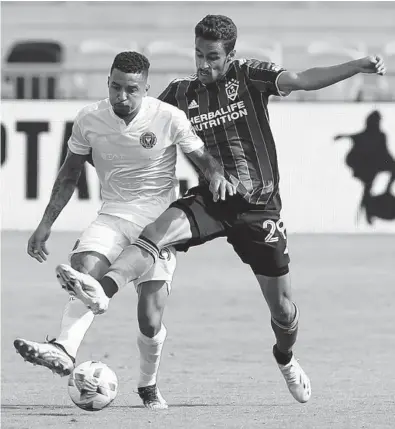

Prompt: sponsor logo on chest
[
  {"left": 190, "top": 100, "right": 248, "bottom": 132},
  {"left": 101, "top": 153, "right": 127, "bottom": 160}
]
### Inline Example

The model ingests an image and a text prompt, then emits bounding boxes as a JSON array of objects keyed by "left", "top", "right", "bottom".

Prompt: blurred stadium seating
[
  {"left": 143, "top": 40, "right": 195, "bottom": 96},
  {"left": 65, "top": 38, "right": 141, "bottom": 99},
  {"left": 1, "top": 1, "right": 395, "bottom": 101},
  {"left": 232, "top": 40, "right": 283, "bottom": 65}
]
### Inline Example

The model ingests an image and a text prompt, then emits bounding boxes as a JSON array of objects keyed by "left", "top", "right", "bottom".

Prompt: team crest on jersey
[
  {"left": 159, "top": 247, "right": 171, "bottom": 261},
  {"left": 225, "top": 78, "right": 239, "bottom": 101},
  {"left": 140, "top": 132, "right": 157, "bottom": 149}
]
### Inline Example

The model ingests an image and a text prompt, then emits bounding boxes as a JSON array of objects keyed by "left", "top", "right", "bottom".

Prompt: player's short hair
[
  {"left": 110, "top": 51, "right": 150, "bottom": 75},
  {"left": 195, "top": 15, "right": 238, "bottom": 54}
]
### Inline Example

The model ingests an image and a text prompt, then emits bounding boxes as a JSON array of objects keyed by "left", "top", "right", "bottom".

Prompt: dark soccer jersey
[{"left": 158, "top": 59, "right": 286, "bottom": 205}]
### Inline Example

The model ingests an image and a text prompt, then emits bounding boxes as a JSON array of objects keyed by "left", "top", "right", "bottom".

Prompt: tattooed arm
[
  {"left": 41, "top": 150, "right": 87, "bottom": 226},
  {"left": 27, "top": 149, "right": 88, "bottom": 262},
  {"left": 186, "top": 146, "right": 236, "bottom": 202}
]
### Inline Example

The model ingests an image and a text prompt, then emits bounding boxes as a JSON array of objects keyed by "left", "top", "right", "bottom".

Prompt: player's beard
[
  {"left": 113, "top": 104, "right": 133, "bottom": 118},
  {"left": 198, "top": 69, "right": 216, "bottom": 84},
  {"left": 198, "top": 64, "right": 228, "bottom": 84}
]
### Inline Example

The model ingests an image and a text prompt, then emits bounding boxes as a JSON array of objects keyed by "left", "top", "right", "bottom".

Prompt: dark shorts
[{"left": 170, "top": 186, "right": 290, "bottom": 277}]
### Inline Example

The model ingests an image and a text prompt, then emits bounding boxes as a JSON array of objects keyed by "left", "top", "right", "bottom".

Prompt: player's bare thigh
[
  {"left": 70, "top": 251, "right": 111, "bottom": 280},
  {"left": 141, "top": 207, "right": 192, "bottom": 248},
  {"left": 68, "top": 214, "right": 131, "bottom": 279}
]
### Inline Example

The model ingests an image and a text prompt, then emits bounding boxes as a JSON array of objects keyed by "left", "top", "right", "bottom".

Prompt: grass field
[{"left": 1, "top": 231, "right": 394, "bottom": 429}]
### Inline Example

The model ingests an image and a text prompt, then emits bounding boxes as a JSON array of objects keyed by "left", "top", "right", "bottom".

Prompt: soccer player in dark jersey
[{"left": 55, "top": 15, "right": 386, "bottom": 404}]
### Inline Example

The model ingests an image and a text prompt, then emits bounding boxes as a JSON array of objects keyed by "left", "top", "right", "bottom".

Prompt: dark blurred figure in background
[{"left": 335, "top": 110, "right": 395, "bottom": 223}]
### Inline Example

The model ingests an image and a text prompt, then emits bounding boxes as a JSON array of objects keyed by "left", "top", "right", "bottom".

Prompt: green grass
[{"left": 2, "top": 232, "right": 394, "bottom": 429}]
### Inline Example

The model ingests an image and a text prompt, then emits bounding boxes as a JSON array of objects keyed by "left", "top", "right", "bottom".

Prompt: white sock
[
  {"left": 137, "top": 325, "right": 167, "bottom": 388},
  {"left": 56, "top": 297, "right": 94, "bottom": 357}
]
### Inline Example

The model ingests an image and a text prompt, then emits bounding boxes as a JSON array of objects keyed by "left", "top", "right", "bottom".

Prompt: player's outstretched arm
[
  {"left": 277, "top": 55, "right": 386, "bottom": 94},
  {"left": 186, "top": 147, "right": 236, "bottom": 202},
  {"left": 27, "top": 149, "right": 88, "bottom": 262}
]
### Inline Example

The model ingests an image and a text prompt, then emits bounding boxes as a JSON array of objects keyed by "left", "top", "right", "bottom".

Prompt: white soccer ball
[{"left": 68, "top": 360, "right": 118, "bottom": 411}]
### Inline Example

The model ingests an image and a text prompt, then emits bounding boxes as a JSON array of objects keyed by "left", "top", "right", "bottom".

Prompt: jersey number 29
[{"left": 262, "top": 219, "right": 286, "bottom": 243}]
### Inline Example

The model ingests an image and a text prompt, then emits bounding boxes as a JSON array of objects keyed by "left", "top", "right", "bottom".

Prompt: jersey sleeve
[
  {"left": 158, "top": 80, "right": 178, "bottom": 107},
  {"left": 244, "top": 59, "right": 288, "bottom": 97},
  {"left": 67, "top": 111, "right": 91, "bottom": 155},
  {"left": 170, "top": 109, "right": 204, "bottom": 154}
]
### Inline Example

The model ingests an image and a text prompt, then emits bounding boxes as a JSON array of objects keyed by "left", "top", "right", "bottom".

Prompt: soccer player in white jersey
[{"left": 14, "top": 51, "right": 234, "bottom": 410}]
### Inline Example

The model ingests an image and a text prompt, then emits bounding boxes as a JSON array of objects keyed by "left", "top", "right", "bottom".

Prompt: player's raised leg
[
  {"left": 257, "top": 272, "right": 311, "bottom": 403},
  {"left": 136, "top": 280, "right": 170, "bottom": 410},
  {"left": 103, "top": 208, "right": 191, "bottom": 295},
  {"left": 14, "top": 251, "right": 110, "bottom": 376},
  {"left": 57, "top": 207, "right": 192, "bottom": 311}
]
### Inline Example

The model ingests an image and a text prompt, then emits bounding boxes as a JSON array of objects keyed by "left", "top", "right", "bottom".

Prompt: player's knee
[
  {"left": 271, "top": 296, "right": 296, "bottom": 325},
  {"left": 70, "top": 253, "right": 89, "bottom": 272},
  {"left": 257, "top": 271, "right": 294, "bottom": 324},
  {"left": 138, "top": 312, "right": 162, "bottom": 338},
  {"left": 70, "top": 251, "right": 110, "bottom": 280}
]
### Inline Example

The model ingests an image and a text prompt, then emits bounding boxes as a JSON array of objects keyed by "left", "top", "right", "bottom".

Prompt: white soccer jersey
[{"left": 68, "top": 97, "right": 203, "bottom": 225}]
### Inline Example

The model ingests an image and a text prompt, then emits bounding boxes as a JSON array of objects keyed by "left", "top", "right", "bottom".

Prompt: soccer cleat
[
  {"left": 138, "top": 384, "right": 168, "bottom": 410},
  {"left": 13, "top": 338, "right": 75, "bottom": 377},
  {"left": 274, "top": 349, "right": 311, "bottom": 403},
  {"left": 55, "top": 264, "right": 109, "bottom": 315}
]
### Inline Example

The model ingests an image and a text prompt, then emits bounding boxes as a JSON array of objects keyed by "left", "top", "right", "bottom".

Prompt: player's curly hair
[
  {"left": 195, "top": 15, "right": 237, "bottom": 54},
  {"left": 110, "top": 51, "right": 150, "bottom": 75}
]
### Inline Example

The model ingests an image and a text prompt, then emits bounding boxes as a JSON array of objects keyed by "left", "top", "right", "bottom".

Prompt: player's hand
[
  {"left": 358, "top": 56, "right": 386, "bottom": 76},
  {"left": 27, "top": 224, "right": 51, "bottom": 263},
  {"left": 209, "top": 172, "right": 237, "bottom": 202}
]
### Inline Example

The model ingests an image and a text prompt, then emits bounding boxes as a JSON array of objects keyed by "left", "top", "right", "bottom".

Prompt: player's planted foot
[
  {"left": 273, "top": 345, "right": 311, "bottom": 403},
  {"left": 14, "top": 338, "right": 75, "bottom": 376},
  {"left": 138, "top": 384, "right": 168, "bottom": 410},
  {"left": 56, "top": 264, "right": 109, "bottom": 315}
]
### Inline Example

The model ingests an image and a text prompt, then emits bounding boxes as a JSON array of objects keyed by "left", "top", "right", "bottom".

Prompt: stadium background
[
  {"left": 2, "top": 2, "right": 395, "bottom": 429},
  {"left": 2, "top": 0, "right": 395, "bottom": 233}
]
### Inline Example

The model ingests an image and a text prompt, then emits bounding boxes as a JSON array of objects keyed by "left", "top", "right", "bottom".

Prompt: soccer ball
[{"left": 68, "top": 361, "right": 118, "bottom": 411}]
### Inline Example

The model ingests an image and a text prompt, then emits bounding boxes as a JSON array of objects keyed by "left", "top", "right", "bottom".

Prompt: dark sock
[
  {"left": 273, "top": 344, "right": 292, "bottom": 365},
  {"left": 100, "top": 276, "right": 119, "bottom": 298}
]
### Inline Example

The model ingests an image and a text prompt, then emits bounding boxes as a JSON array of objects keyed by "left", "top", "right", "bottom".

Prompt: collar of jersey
[{"left": 107, "top": 97, "right": 146, "bottom": 128}]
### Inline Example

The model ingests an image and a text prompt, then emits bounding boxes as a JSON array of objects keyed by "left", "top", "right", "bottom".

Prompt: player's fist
[
  {"left": 27, "top": 224, "right": 51, "bottom": 263},
  {"left": 358, "top": 55, "right": 386, "bottom": 76}
]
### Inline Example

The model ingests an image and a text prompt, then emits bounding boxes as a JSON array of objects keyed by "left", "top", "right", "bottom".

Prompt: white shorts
[{"left": 69, "top": 214, "right": 176, "bottom": 290}]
